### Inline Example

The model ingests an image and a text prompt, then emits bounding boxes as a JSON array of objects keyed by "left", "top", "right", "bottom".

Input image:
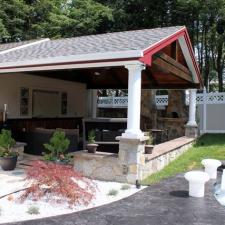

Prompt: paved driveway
[{"left": 4, "top": 174, "right": 225, "bottom": 225}]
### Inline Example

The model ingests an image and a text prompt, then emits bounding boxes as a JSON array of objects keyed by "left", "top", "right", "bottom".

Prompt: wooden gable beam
[{"left": 152, "top": 52, "right": 193, "bottom": 83}]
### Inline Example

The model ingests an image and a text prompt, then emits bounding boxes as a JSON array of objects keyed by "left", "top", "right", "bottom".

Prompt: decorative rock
[
  {"left": 184, "top": 171, "right": 209, "bottom": 197},
  {"left": 201, "top": 159, "right": 222, "bottom": 179}
]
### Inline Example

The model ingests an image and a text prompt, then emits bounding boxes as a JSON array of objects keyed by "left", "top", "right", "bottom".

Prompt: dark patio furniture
[
  {"left": 83, "top": 118, "right": 126, "bottom": 153},
  {"left": 24, "top": 128, "right": 79, "bottom": 156}
]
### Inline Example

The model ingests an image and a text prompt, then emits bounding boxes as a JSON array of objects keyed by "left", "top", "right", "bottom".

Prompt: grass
[
  {"left": 143, "top": 134, "right": 225, "bottom": 185},
  {"left": 108, "top": 189, "right": 118, "bottom": 196},
  {"left": 27, "top": 206, "right": 40, "bottom": 215},
  {"left": 121, "top": 184, "right": 131, "bottom": 190}
]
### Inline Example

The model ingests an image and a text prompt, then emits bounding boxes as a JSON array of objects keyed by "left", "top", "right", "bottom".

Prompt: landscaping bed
[{"left": 0, "top": 166, "right": 145, "bottom": 224}]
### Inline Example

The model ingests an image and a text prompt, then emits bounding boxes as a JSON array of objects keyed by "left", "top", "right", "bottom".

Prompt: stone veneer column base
[
  {"left": 73, "top": 136, "right": 148, "bottom": 184},
  {"left": 185, "top": 125, "right": 198, "bottom": 138},
  {"left": 117, "top": 136, "right": 148, "bottom": 184}
]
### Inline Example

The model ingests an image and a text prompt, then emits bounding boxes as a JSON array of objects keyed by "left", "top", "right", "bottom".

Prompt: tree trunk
[{"left": 217, "top": 39, "right": 224, "bottom": 92}]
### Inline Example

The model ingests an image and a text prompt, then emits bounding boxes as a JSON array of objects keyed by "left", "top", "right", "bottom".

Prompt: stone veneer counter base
[{"left": 74, "top": 136, "right": 195, "bottom": 183}]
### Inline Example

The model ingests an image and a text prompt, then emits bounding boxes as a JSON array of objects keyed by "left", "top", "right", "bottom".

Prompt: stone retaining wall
[
  {"left": 142, "top": 140, "right": 193, "bottom": 179},
  {"left": 74, "top": 137, "right": 195, "bottom": 184}
]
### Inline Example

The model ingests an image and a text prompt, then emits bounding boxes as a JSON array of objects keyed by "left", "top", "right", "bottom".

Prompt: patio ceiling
[{"left": 0, "top": 26, "right": 203, "bottom": 89}]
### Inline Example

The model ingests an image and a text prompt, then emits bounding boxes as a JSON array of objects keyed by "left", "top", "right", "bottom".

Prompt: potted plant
[
  {"left": 145, "top": 131, "right": 154, "bottom": 154},
  {"left": 86, "top": 130, "right": 98, "bottom": 153},
  {"left": 43, "top": 130, "right": 71, "bottom": 164},
  {"left": 0, "top": 129, "right": 18, "bottom": 171}
]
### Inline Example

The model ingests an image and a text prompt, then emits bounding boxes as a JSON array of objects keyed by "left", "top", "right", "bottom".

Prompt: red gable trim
[
  {"left": 139, "top": 27, "right": 202, "bottom": 86},
  {"left": 139, "top": 27, "right": 186, "bottom": 65}
]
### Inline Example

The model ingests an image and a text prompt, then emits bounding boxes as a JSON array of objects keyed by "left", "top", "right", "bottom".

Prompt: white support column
[
  {"left": 122, "top": 63, "right": 145, "bottom": 139},
  {"left": 92, "top": 89, "right": 98, "bottom": 118},
  {"left": 187, "top": 89, "right": 197, "bottom": 126}
]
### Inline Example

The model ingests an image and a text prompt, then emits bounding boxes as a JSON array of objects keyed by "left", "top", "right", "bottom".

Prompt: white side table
[
  {"left": 184, "top": 171, "right": 210, "bottom": 197},
  {"left": 201, "top": 159, "right": 221, "bottom": 179}
]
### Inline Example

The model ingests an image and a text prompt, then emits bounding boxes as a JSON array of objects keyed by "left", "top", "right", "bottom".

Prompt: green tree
[
  {"left": 65, "top": 0, "right": 113, "bottom": 36},
  {"left": 0, "top": 0, "right": 29, "bottom": 41}
]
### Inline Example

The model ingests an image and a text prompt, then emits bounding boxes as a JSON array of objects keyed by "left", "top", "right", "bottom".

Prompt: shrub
[
  {"left": 27, "top": 206, "right": 40, "bottom": 215},
  {"left": 0, "top": 129, "right": 17, "bottom": 157},
  {"left": 108, "top": 189, "right": 118, "bottom": 196},
  {"left": 88, "top": 130, "right": 95, "bottom": 144},
  {"left": 120, "top": 184, "right": 131, "bottom": 190},
  {"left": 20, "top": 160, "right": 96, "bottom": 207},
  {"left": 43, "top": 131, "right": 71, "bottom": 162},
  {"left": 145, "top": 131, "right": 153, "bottom": 145}
]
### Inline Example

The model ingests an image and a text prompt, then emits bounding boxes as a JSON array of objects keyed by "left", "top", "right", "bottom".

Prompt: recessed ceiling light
[{"left": 94, "top": 72, "right": 101, "bottom": 76}]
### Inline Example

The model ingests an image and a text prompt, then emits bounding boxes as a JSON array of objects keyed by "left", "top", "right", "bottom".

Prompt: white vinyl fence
[{"left": 98, "top": 91, "right": 225, "bottom": 134}]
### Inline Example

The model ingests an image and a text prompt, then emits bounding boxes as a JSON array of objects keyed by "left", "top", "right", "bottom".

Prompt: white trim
[
  {"left": 0, "top": 39, "right": 50, "bottom": 55},
  {"left": 178, "top": 36, "right": 198, "bottom": 83},
  {"left": 0, "top": 50, "right": 143, "bottom": 69},
  {"left": 200, "top": 130, "right": 225, "bottom": 134},
  {"left": 0, "top": 60, "right": 141, "bottom": 73}
]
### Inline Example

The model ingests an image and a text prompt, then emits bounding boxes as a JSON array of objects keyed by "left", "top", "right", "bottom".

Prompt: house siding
[{"left": 0, "top": 73, "right": 86, "bottom": 118}]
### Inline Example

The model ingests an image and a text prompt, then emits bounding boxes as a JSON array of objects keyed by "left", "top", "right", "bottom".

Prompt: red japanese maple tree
[{"left": 20, "top": 160, "right": 96, "bottom": 207}]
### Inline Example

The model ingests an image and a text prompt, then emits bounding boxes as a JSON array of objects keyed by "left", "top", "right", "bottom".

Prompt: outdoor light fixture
[{"left": 136, "top": 179, "right": 141, "bottom": 189}]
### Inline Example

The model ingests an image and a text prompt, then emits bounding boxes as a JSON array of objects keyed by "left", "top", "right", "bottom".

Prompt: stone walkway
[{"left": 4, "top": 173, "right": 225, "bottom": 225}]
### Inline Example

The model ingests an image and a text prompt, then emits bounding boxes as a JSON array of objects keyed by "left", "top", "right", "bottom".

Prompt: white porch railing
[
  {"left": 98, "top": 92, "right": 225, "bottom": 108},
  {"left": 97, "top": 96, "right": 128, "bottom": 108}
]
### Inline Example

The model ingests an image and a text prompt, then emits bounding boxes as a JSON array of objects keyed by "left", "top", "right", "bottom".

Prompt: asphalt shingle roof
[{"left": 0, "top": 26, "right": 184, "bottom": 64}]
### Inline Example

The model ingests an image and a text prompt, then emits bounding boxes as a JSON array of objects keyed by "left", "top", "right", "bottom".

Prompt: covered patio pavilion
[{"left": 0, "top": 26, "right": 202, "bottom": 183}]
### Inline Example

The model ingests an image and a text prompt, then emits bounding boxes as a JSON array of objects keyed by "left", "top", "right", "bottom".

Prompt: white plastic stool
[
  {"left": 184, "top": 171, "right": 210, "bottom": 197},
  {"left": 201, "top": 159, "right": 221, "bottom": 179}
]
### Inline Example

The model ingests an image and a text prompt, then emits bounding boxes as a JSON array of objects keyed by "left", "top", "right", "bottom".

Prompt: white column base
[
  {"left": 122, "top": 129, "right": 144, "bottom": 139},
  {"left": 186, "top": 121, "right": 197, "bottom": 127}
]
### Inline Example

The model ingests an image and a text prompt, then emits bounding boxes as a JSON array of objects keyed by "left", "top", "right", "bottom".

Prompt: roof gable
[
  {"left": 0, "top": 26, "right": 183, "bottom": 64},
  {"left": 0, "top": 26, "right": 202, "bottom": 87}
]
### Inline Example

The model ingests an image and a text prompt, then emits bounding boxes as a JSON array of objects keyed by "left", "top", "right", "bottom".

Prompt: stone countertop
[
  {"left": 73, "top": 150, "right": 118, "bottom": 159},
  {"left": 145, "top": 136, "right": 195, "bottom": 161},
  {"left": 14, "top": 142, "right": 27, "bottom": 147}
]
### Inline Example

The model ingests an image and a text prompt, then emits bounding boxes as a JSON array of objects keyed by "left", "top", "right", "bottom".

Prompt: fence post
[
  {"left": 112, "top": 96, "right": 115, "bottom": 108},
  {"left": 202, "top": 87, "right": 207, "bottom": 134}
]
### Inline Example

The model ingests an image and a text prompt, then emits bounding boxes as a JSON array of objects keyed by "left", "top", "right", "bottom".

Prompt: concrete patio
[{"left": 3, "top": 173, "right": 225, "bottom": 225}]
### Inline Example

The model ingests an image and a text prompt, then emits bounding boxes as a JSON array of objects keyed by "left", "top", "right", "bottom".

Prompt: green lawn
[{"left": 143, "top": 134, "right": 225, "bottom": 185}]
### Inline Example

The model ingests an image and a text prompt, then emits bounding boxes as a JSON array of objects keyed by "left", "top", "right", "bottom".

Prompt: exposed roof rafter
[{"left": 152, "top": 53, "right": 193, "bottom": 83}]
